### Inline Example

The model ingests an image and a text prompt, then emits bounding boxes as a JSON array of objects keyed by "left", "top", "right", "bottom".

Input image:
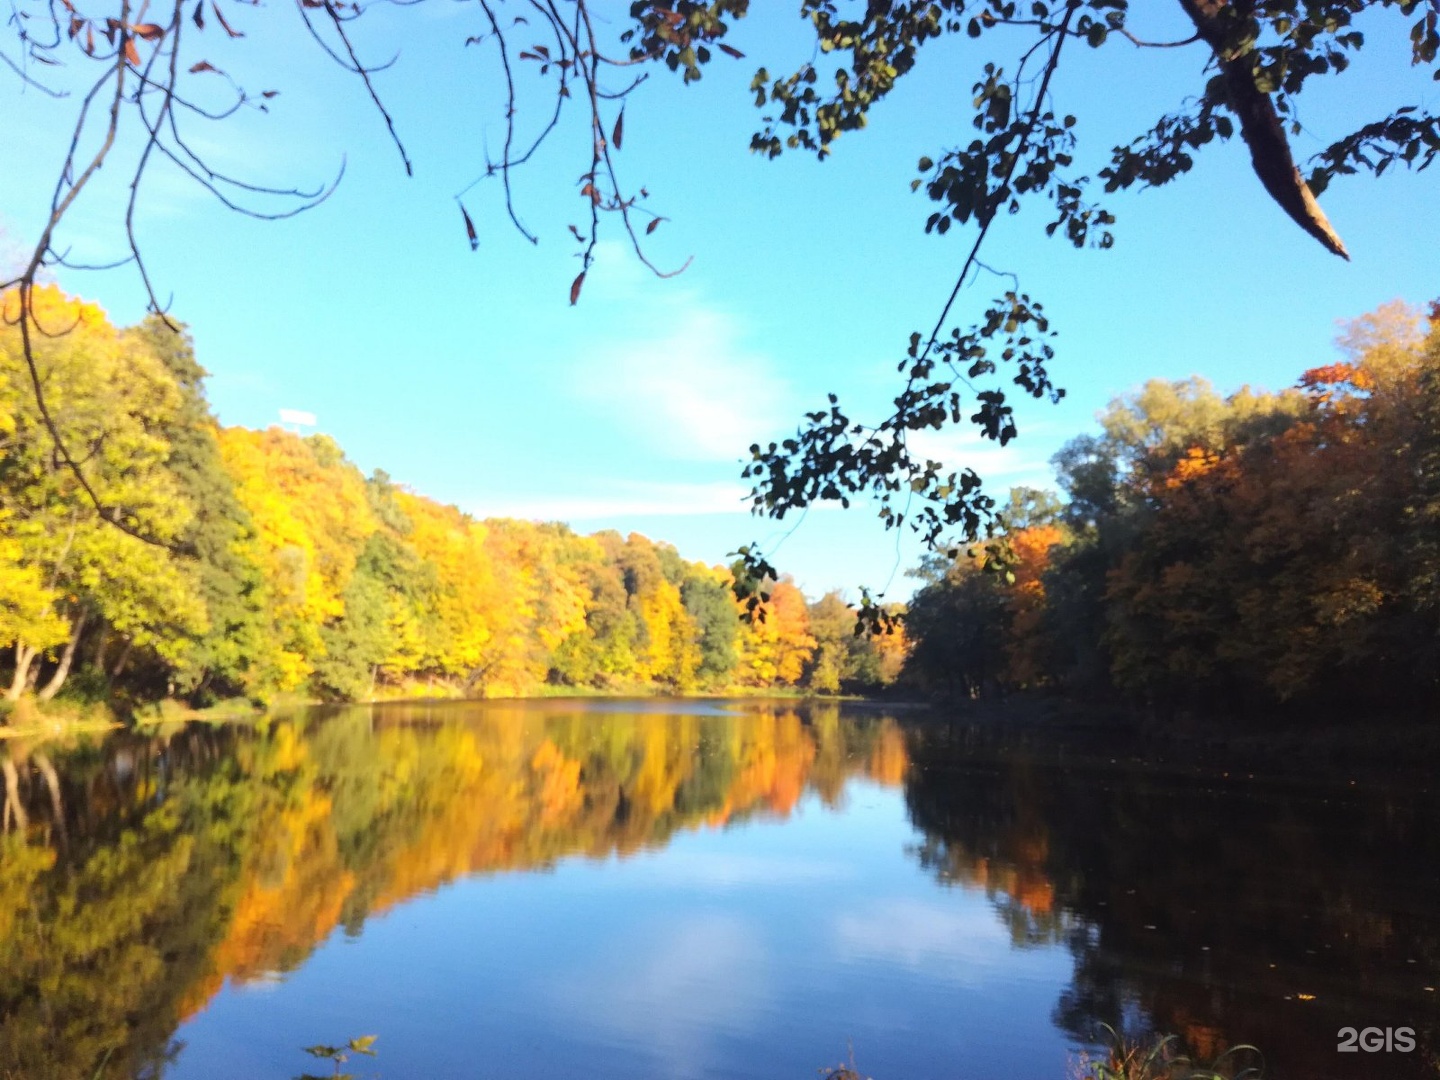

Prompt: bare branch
[
  {"left": 0, "top": 44, "right": 68, "bottom": 96},
  {"left": 319, "top": 0, "right": 412, "bottom": 176},
  {"left": 476, "top": 0, "right": 538, "bottom": 243}
]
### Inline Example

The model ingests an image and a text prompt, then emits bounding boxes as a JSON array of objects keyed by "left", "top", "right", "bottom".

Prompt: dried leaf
[
  {"left": 212, "top": 1, "right": 243, "bottom": 38},
  {"left": 645, "top": 217, "right": 662, "bottom": 235},
  {"left": 123, "top": 36, "right": 140, "bottom": 65},
  {"left": 569, "top": 271, "right": 586, "bottom": 306},
  {"left": 718, "top": 43, "right": 745, "bottom": 59},
  {"left": 612, "top": 109, "right": 625, "bottom": 151},
  {"left": 131, "top": 22, "right": 165, "bottom": 40},
  {"left": 460, "top": 204, "right": 479, "bottom": 251},
  {"left": 188, "top": 59, "right": 217, "bottom": 73},
  {"left": 192, "top": 0, "right": 204, "bottom": 28}
]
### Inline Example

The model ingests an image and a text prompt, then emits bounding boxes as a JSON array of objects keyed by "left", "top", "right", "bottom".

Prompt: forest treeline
[
  {"left": 0, "top": 287, "right": 903, "bottom": 709},
  {"left": 7, "top": 286, "right": 1437, "bottom": 716},
  {"left": 903, "top": 301, "right": 1440, "bottom": 714}
]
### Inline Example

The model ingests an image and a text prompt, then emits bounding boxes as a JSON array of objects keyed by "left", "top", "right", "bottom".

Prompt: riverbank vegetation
[
  {"left": 0, "top": 286, "right": 905, "bottom": 714},
  {"left": 901, "top": 301, "right": 1440, "bottom": 718}
]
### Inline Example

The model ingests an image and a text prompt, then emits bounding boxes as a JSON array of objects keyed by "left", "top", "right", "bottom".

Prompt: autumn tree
[
  {"left": 805, "top": 590, "right": 908, "bottom": 693},
  {"left": 904, "top": 301, "right": 1440, "bottom": 713},
  {"left": 0, "top": 290, "right": 866, "bottom": 708},
  {"left": 806, "top": 592, "right": 855, "bottom": 695},
  {"left": 901, "top": 487, "right": 1066, "bottom": 695},
  {"left": 736, "top": 577, "right": 816, "bottom": 687},
  {"left": 219, "top": 427, "right": 379, "bottom": 695}
]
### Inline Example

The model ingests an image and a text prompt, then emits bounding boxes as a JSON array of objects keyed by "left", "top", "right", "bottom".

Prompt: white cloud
[
  {"left": 549, "top": 912, "right": 774, "bottom": 1078},
  {"left": 832, "top": 897, "right": 1013, "bottom": 981},
  {"left": 616, "top": 850, "right": 858, "bottom": 890},
  {"left": 575, "top": 286, "right": 792, "bottom": 462},
  {"left": 904, "top": 427, "right": 1057, "bottom": 492}
]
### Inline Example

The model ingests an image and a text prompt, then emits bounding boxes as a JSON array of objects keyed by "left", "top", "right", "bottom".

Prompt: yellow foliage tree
[
  {"left": 219, "top": 427, "right": 377, "bottom": 692},
  {"left": 736, "top": 578, "right": 815, "bottom": 687}
]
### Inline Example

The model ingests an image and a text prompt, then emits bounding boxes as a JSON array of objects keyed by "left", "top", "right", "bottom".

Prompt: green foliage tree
[
  {"left": 133, "top": 316, "right": 266, "bottom": 702},
  {"left": 680, "top": 569, "right": 742, "bottom": 688},
  {"left": 313, "top": 539, "right": 398, "bottom": 702}
]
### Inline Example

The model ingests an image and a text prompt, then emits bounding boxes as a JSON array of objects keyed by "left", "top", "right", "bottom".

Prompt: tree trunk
[
  {"left": 5, "top": 643, "right": 38, "bottom": 701},
  {"left": 32, "top": 752, "right": 66, "bottom": 846},
  {"left": 37, "top": 611, "right": 87, "bottom": 701},
  {"left": 92, "top": 627, "right": 111, "bottom": 675},
  {"left": 1177, "top": 0, "right": 1347, "bottom": 257},
  {"left": 109, "top": 639, "right": 133, "bottom": 682},
  {"left": 1, "top": 757, "right": 27, "bottom": 833}
]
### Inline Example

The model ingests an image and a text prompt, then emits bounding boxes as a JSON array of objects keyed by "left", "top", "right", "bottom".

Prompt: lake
[{"left": 1, "top": 699, "right": 1436, "bottom": 1079}]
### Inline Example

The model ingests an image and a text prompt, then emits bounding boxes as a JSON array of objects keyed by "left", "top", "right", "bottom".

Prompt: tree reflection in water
[
  {"left": 903, "top": 721, "right": 1440, "bottom": 1080},
  {"left": 0, "top": 703, "right": 899, "bottom": 1077},
  {"left": 0, "top": 705, "right": 1435, "bottom": 1080}
]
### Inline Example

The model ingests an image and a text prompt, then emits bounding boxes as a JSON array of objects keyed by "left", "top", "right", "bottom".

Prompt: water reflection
[
  {"left": 904, "top": 723, "right": 1440, "bottom": 1079},
  {"left": 0, "top": 702, "right": 904, "bottom": 1078},
  {"left": 0, "top": 703, "right": 1436, "bottom": 1079}
]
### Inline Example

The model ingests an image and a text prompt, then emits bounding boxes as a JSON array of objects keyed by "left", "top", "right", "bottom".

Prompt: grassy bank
[{"left": 0, "top": 697, "right": 121, "bottom": 741}]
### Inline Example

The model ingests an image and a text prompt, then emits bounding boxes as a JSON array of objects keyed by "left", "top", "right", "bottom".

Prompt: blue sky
[{"left": 4, "top": 4, "right": 1437, "bottom": 597}]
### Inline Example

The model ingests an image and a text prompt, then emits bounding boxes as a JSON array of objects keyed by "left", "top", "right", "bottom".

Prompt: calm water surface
[{"left": 1, "top": 700, "right": 1436, "bottom": 1079}]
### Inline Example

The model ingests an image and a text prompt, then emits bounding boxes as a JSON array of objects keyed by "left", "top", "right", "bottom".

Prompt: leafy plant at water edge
[
  {"left": 1072, "top": 1025, "right": 1263, "bottom": 1080},
  {"left": 297, "top": 1035, "right": 377, "bottom": 1080}
]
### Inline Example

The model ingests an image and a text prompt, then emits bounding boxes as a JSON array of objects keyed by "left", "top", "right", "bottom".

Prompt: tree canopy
[{"left": 3, "top": 0, "right": 1437, "bottom": 578}]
